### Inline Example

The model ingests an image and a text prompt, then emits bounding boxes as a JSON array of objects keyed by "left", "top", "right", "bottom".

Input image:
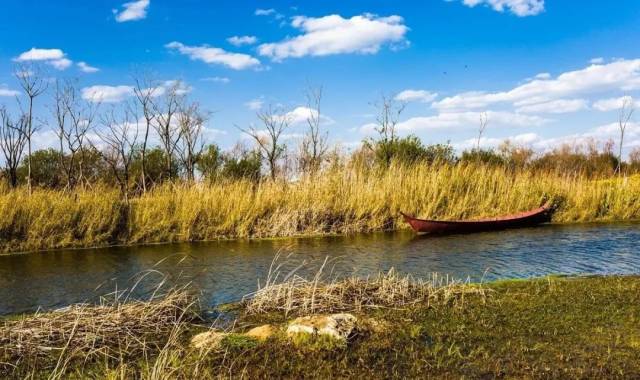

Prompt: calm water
[{"left": 1, "top": 223, "right": 639, "bottom": 315}]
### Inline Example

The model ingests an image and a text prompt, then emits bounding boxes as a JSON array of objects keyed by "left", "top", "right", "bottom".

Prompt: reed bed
[
  {"left": 1, "top": 163, "right": 640, "bottom": 253},
  {"left": 0, "top": 287, "right": 197, "bottom": 378},
  {"left": 243, "top": 255, "right": 488, "bottom": 316}
]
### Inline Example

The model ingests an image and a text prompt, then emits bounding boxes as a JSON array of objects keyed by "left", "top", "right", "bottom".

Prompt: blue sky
[{"left": 1, "top": 0, "right": 640, "bottom": 154}]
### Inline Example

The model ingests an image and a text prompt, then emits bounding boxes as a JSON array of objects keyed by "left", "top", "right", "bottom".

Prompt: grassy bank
[
  {"left": 2, "top": 274, "right": 640, "bottom": 379},
  {"left": 1, "top": 163, "right": 640, "bottom": 253}
]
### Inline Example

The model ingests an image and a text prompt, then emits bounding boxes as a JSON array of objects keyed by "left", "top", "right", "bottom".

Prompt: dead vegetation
[
  {"left": 0, "top": 285, "right": 198, "bottom": 378},
  {"left": 243, "top": 254, "right": 489, "bottom": 316}
]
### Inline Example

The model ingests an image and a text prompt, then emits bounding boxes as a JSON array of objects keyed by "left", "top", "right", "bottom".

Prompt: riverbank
[
  {"left": 2, "top": 163, "right": 640, "bottom": 253},
  {"left": 2, "top": 274, "right": 639, "bottom": 379}
]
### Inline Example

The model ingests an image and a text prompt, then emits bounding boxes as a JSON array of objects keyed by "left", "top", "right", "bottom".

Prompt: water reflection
[{"left": 0, "top": 222, "right": 638, "bottom": 315}]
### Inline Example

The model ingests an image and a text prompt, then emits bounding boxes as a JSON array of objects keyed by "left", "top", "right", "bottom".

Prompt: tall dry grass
[{"left": 1, "top": 162, "right": 639, "bottom": 253}]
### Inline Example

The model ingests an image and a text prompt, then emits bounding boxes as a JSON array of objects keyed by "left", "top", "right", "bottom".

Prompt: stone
[
  {"left": 190, "top": 330, "right": 226, "bottom": 350},
  {"left": 245, "top": 324, "right": 276, "bottom": 341},
  {"left": 286, "top": 313, "right": 357, "bottom": 341}
]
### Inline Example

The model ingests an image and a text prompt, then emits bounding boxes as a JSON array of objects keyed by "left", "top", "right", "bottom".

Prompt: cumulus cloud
[
  {"left": 77, "top": 61, "right": 99, "bottom": 73},
  {"left": 258, "top": 14, "right": 408, "bottom": 61},
  {"left": 82, "top": 85, "right": 135, "bottom": 103},
  {"left": 432, "top": 59, "right": 640, "bottom": 111},
  {"left": 590, "top": 57, "right": 605, "bottom": 64},
  {"left": 395, "top": 89, "right": 438, "bottom": 103},
  {"left": 516, "top": 99, "right": 589, "bottom": 114},
  {"left": 114, "top": 0, "right": 150, "bottom": 22},
  {"left": 166, "top": 41, "right": 261, "bottom": 70},
  {"left": 281, "top": 106, "right": 334, "bottom": 126},
  {"left": 227, "top": 35, "right": 258, "bottom": 46},
  {"left": 453, "top": 0, "right": 545, "bottom": 17},
  {"left": 593, "top": 96, "right": 639, "bottom": 111},
  {"left": 14, "top": 48, "right": 73, "bottom": 71}
]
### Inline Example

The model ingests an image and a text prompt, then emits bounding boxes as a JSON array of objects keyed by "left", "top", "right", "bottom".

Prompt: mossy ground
[{"left": 15, "top": 275, "right": 640, "bottom": 379}]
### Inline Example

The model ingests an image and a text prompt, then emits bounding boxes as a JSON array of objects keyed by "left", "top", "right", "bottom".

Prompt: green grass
[{"left": 5, "top": 275, "right": 640, "bottom": 379}]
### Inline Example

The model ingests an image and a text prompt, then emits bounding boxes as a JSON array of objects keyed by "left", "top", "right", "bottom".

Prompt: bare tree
[
  {"left": 14, "top": 63, "right": 48, "bottom": 194},
  {"left": 151, "top": 81, "right": 184, "bottom": 181},
  {"left": 95, "top": 105, "right": 139, "bottom": 202},
  {"left": 55, "top": 80, "right": 99, "bottom": 188},
  {"left": 133, "top": 75, "right": 160, "bottom": 192},
  {"left": 176, "top": 101, "right": 207, "bottom": 182},
  {"left": 476, "top": 112, "right": 489, "bottom": 150},
  {"left": 369, "top": 94, "right": 407, "bottom": 166},
  {"left": 239, "top": 105, "right": 292, "bottom": 180},
  {"left": 0, "top": 107, "right": 28, "bottom": 187},
  {"left": 299, "top": 84, "right": 328, "bottom": 174},
  {"left": 616, "top": 96, "right": 635, "bottom": 174}
]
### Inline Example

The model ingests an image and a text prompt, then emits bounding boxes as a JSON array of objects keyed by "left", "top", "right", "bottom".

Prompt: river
[{"left": 1, "top": 222, "right": 639, "bottom": 315}]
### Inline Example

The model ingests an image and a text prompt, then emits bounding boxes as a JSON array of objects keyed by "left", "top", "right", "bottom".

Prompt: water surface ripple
[{"left": 0, "top": 222, "right": 638, "bottom": 315}]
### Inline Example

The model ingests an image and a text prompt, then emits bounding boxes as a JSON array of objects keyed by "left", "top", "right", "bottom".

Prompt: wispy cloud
[
  {"left": 0, "top": 85, "right": 20, "bottom": 97},
  {"left": 255, "top": 8, "right": 284, "bottom": 19},
  {"left": 202, "top": 76, "right": 230, "bottom": 84},
  {"left": 77, "top": 61, "right": 99, "bottom": 73},
  {"left": 245, "top": 98, "right": 264, "bottom": 110},
  {"left": 114, "top": 0, "right": 150, "bottom": 22},
  {"left": 395, "top": 89, "right": 438, "bottom": 103},
  {"left": 227, "top": 35, "right": 258, "bottom": 46},
  {"left": 258, "top": 14, "right": 409, "bottom": 61},
  {"left": 166, "top": 41, "right": 261, "bottom": 70},
  {"left": 449, "top": 0, "right": 545, "bottom": 17}
]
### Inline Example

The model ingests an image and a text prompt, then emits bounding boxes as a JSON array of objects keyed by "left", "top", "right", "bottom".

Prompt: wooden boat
[{"left": 400, "top": 204, "right": 554, "bottom": 235}]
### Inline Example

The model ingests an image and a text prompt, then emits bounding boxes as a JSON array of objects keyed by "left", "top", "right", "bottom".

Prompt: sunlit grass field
[{"left": 1, "top": 163, "right": 639, "bottom": 253}]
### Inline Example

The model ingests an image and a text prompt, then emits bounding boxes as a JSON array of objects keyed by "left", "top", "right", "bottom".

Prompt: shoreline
[
  {"left": 2, "top": 274, "right": 639, "bottom": 378},
  {"left": 3, "top": 219, "right": 640, "bottom": 256}
]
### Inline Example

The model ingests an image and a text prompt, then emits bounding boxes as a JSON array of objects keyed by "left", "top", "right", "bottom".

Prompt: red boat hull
[{"left": 401, "top": 205, "right": 554, "bottom": 235}]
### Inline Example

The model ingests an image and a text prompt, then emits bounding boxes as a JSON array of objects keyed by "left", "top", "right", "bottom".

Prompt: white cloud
[
  {"left": 14, "top": 48, "right": 73, "bottom": 71},
  {"left": 455, "top": 0, "right": 545, "bottom": 17},
  {"left": 454, "top": 132, "right": 541, "bottom": 150},
  {"left": 202, "top": 76, "right": 230, "bottom": 84},
  {"left": 593, "top": 96, "right": 639, "bottom": 111},
  {"left": 432, "top": 59, "right": 640, "bottom": 111},
  {"left": 49, "top": 58, "right": 73, "bottom": 70},
  {"left": 395, "top": 89, "right": 438, "bottom": 103},
  {"left": 227, "top": 35, "right": 258, "bottom": 46},
  {"left": 255, "top": 8, "right": 276, "bottom": 16},
  {"left": 534, "top": 72, "right": 550, "bottom": 80},
  {"left": 590, "top": 57, "right": 605, "bottom": 64},
  {"left": 82, "top": 85, "right": 134, "bottom": 103},
  {"left": 114, "top": 0, "right": 150, "bottom": 22},
  {"left": 245, "top": 98, "right": 264, "bottom": 110},
  {"left": 15, "top": 48, "right": 64, "bottom": 61},
  {"left": 360, "top": 110, "right": 549, "bottom": 134},
  {"left": 255, "top": 8, "right": 284, "bottom": 19},
  {"left": 396, "top": 111, "right": 549, "bottom": 132},
  {"left": 166, "top": 41, "right": 261, "bottom": 70},
  {"left": 516, "top": 99, "right": 589, "bottom": 114},
  {"left": 258, "top": 14, "right": 408, "bottom": 61},
  {"left": 282, "top": 106, "right": 334, "bottom": 126},
  {"left": 0, "top": 85, "right": 20, "bottom": 97},
  {"left": 77, "top": 61, "right": 99, "bottom": 73}
]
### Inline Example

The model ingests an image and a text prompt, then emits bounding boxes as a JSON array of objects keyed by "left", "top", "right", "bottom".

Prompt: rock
[
  {"left": 245, "top": 324, "right": 276, "bottom": 341},
  {"left": 190, "top": 330, "right": 226, "bottom": 350},
  {"left": 287, "top": 313, "right": 357, "bottom": 341}
]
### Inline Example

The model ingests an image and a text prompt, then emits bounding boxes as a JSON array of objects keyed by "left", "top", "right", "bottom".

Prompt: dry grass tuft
[
  {"left": 243, "top": 255, "right": 488, "bottom": 316},
  {"left": 0, "top": 286, "right": 198, "bottom": 378}
]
